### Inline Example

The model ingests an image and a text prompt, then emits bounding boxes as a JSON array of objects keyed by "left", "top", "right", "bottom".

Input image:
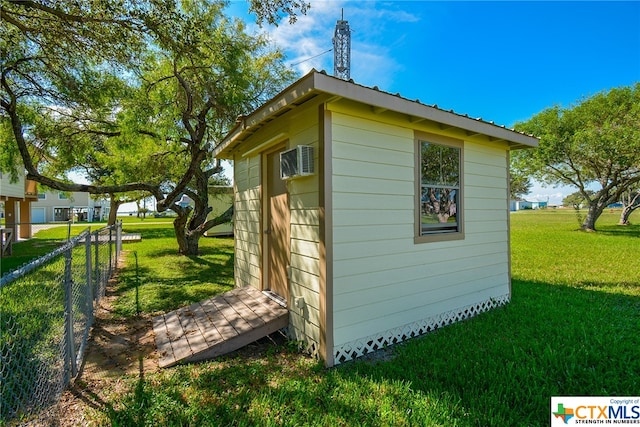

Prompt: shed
[
  {"left": 213, "top": 70, "right": 538, "bottom": 366},
  {"left": 204, "top": 186, "right": 234, "bottom": 237}
]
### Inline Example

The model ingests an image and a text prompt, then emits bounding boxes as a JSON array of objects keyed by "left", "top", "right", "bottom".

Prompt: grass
[
  {"left": 10, "top": 210, "right": 640, "bottom": 426},
  {"left": 0, "top": 224, "right": 90, "bottom": 275},
  {"left": 113, "top": 223, "right": 235, "bottom": 317},
  {"left": 0, "top": 217, "right": 174, "bottom": 275}
]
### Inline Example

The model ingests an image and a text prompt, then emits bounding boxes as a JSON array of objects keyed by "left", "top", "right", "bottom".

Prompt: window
[
  {"left": 416, "top": 133, "right": 463, "bottom": 242},
  {"left": 38, "top": 193, "right": 46, "bottom": 200},
  {"left": 58, "top": 192, "right": 68, "bottom": 200}
]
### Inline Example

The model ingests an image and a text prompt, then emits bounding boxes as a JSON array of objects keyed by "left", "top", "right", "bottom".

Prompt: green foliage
[
  {"left": 81, "top": 211, "right": 639, "bottom": 426},
  {"left": 509, "top": 168, "right": 532, "bottom": 199},
  {"left": 563, "top": 190, "right": 595, "bottom": 227},
  {"left": 247, "top": 0, "right": 310, "bottom": 25},
  {"left": 514, "top": 84, "right": 640, "bottom": 230},
  {"left": 2, "top": 0, "right": 301, "bottom": 254},
  {"left": 562, "top": 190, "right": 590, "bottom": 209}
]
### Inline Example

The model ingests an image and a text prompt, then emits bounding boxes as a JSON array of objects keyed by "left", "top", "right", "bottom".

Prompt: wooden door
[{"left": 266, "top": 148, "right": 290, "bottom": 301}]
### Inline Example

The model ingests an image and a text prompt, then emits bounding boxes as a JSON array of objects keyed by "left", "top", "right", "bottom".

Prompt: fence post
[
  {"left": 116, "top": 220, "right": 122, "bottom": 257},
  {"left": 108, "top": 226, "right": 113, "bottom": 278},
  {"left": 76, "top": 233, "right": 93, "bottom": 367},
  {"left": 85, "top": 233, "right": 93, "bottom": 320},
  {"left": 63, "top": 247, "right": 77, "bottom": 383},
  {"left": 94, "top": 231, "right": 100, "bottom": 298}
]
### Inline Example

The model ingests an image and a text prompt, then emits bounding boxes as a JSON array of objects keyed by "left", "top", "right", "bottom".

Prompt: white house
[
  {"left": 32, "top": 191, "right": 110, "bottom": 223},
  {"left": 510, "top": 199, "right": 548, "bottom": 211},
  {"left": 213, "top": 71, "right": 538, "bottom": 366}
]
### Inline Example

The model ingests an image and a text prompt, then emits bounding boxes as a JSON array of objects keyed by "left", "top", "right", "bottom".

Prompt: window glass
[{"left": 420, "top": 141, "right": 461, "bottom": 235}]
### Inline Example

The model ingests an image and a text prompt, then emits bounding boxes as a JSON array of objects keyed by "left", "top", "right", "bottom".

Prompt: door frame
[{"left": 261, "top": 143, "right": 290, "bottom": 302}]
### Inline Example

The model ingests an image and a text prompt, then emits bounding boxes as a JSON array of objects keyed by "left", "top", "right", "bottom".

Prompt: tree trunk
[
  {"left": 619, "top": 205, "right": 636, "bottom": 225},
  {"left": 582, "top": 201, "right": 607, "bottom": 231},
  {"left": 618, "top": 190, "right": 640, "bottom": 225},
  {"left": 108, "top": 196, "right": 123, "bottom": 225},
  {"left": 173, "top": 212, "right": 203, "bottom": 255}
]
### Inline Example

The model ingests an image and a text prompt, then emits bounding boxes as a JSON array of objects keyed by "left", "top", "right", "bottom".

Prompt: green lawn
[
  {"left": 14, "top": 210, "right": 640, "bottom": 426},
  {"left": 113, "top": 223, "right": 235, "bottom": 317},
  {"left": 0, "top": 224, "right": 90, "bottom": 274},
  {"left": 0, "top": 218, "right": 175, "bottom": 275}
]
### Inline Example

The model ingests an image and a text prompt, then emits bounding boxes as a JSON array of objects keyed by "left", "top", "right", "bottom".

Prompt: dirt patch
[
  {"left": 56, "top": 257, "right": 159, "bottom": 426},
  {"left": 54, "top": 259, "right": 290, "bottom": 426}
]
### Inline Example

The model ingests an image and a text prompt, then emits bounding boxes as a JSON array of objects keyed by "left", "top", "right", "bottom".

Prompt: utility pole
[{"left": 333, "top": 9, "right": 351, "bottom": 80}]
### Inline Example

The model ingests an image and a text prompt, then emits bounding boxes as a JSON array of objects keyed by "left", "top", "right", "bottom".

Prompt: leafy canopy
[{"left": 513, "top": 84, "right": 640, "bottom": 230}]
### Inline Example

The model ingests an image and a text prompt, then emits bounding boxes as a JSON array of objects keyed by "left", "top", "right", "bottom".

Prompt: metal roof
[{"left": 214, "top": 70, "right": 538, "bottom": 158}]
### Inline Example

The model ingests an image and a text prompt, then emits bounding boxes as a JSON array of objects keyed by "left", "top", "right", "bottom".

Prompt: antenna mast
[{"left": 333, "top": 9, "right": 351, "bottom": 80}]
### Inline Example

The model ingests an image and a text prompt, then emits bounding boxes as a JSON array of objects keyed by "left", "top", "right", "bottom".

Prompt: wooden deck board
[
  {"left": 223, "top": 292, "right": 265, "bottom": 329},
  {"left": 177, "top": 307, "right": 210, "bottom": 355},
  {"left": 153, "top": 286, "right": 288, "bottom": 368},
  {"left": 200, "top": 298, "right": 237, "bottom": 340},
  {"left": 212, "top": 297, "right": 253, "bottom": 335}
]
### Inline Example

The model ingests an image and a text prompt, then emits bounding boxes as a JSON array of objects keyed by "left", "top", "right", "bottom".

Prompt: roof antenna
[{"left": 333, "top": 8, "right": 351, "bottom": 80}]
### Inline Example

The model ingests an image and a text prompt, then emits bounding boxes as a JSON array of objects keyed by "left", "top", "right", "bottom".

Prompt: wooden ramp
[
  {"left": 122, "top": 233, "right": 142, "bottom": 243},
  {"left": 153, "top": 286, "right": 288, "bottom": 368}
]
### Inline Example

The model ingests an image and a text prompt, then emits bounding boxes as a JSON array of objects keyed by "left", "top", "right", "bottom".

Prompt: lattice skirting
[
  {"left": 332, "top": 294, "right": 510, "bottom": 365},
  {"left": 285, "top": 327, "right": 321, "bottom": 361}
]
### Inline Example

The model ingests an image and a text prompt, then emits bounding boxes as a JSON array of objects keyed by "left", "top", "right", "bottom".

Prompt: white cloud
[
  {"left": 252, "top": 0, "right": 420, "bottom": 91},
  {"left": 526, "top": 182, "right": 575, "bottom": 205}
]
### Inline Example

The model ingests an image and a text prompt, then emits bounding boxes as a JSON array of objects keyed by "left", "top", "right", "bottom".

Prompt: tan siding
[
  {"left": 332, "top": 175, "right": 413, "bottom": 196},
  {"left": 333, "top": 209, "right": 413, "bottom": 227},
  {"left": 330, "top": 107, "right": 511, "bottom": 349},
  {"left": 274, "top": 105, "right": 323, "bottom": 355},
  {"left": 333, "top": 193, "right": 413, "bottom": 210},
  {"left": 333, "top": 158, "right": 413, "bottom": 181}
]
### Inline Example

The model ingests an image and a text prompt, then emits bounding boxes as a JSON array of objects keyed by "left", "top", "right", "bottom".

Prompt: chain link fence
[{"left": 0, "top": 222, "right": 122, "bottom": 425}]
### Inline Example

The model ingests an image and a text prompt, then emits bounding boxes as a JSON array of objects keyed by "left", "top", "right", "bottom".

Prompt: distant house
[
  {"left": 33, "top": 191, "right": 109, "bottom": 223},
  {"left": 213, "top": 71, "right": 538, "bottom": 366},
  {"left": 510, "top": 199, "right": 547, "bottom": 211}
]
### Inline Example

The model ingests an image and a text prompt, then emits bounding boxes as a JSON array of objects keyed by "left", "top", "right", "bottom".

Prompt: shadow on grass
[
  {"left": 121, "top": 226, "right": 176, "bottom": 240},
  {"left": 597, "top": 222, "right": 640, "bottom": 238},
  {"left": 98, "top": 280, "right": 640, "bottom": 426},
  {"left": 113, "top": 241, "right": 235, "bottom": 316}
]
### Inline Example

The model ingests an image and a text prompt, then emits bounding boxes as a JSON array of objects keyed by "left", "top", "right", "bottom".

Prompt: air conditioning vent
[{"left": 280, "top": 145, "right": 314, "bottom": 180}]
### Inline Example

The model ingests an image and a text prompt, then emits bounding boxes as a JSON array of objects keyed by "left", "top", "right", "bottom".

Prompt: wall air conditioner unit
[{"left": 280, "top": 145, "right": 314, "bottom": 180}]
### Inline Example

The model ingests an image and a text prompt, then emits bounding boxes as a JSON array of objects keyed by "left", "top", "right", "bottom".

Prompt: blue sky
[{"left": 224, "top": 0, "right": 640, "bottom": 204}]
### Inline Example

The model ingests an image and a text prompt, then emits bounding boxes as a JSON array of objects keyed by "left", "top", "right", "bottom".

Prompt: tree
[
  {"left": 513, "top": 84, "right": 640, "bottom": 231},
  {"left": 509, "top": 168, "right": 532, "bottom": 200},
  {"left": 1, "top": 0, "right": 304, "bottom": 254},
  {"left": 563, "top": 190, "right": 596, "bottom": 228},
  {"left": 563, "top": 191, "right": 593, "bottom": 209},
  {"left": 619, "top": 187, "right": 640, "bottom": 225}
]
